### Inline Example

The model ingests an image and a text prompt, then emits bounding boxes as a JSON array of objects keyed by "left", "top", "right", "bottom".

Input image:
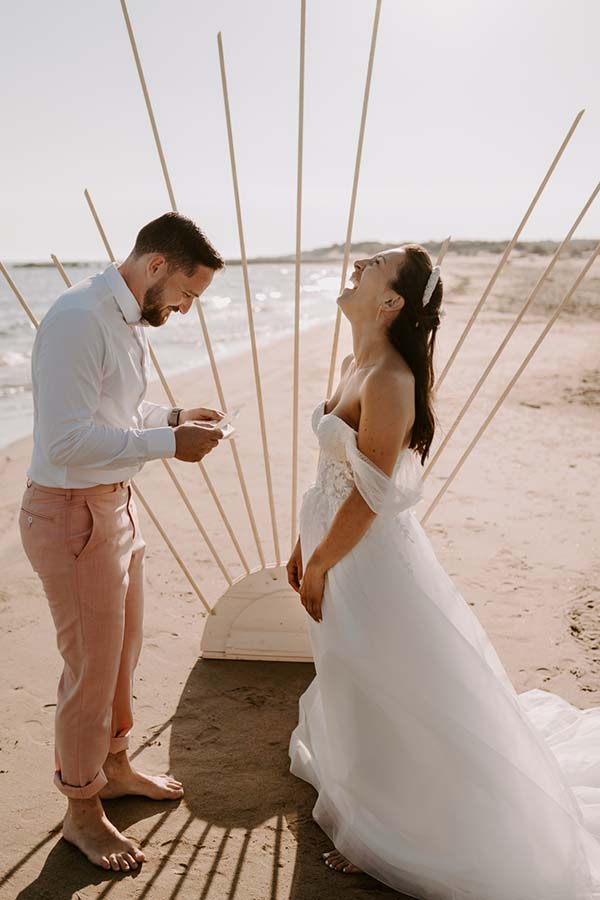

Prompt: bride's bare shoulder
[{"left": 362, "top": 361, "right": 414, "bottom": 411}]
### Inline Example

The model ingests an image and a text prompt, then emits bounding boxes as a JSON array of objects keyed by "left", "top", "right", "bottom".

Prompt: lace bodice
[{"left": 309, "top": 400, "right": 423, "bottom": 515}]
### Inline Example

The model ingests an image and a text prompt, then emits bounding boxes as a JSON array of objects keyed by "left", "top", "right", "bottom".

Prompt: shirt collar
[{"left": 102, "top": 263, "right": 145, "bottom": 326}]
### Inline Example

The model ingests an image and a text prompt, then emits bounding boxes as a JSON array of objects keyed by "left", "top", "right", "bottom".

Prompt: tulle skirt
[{"left": 289, "top": 489, "right": 600, "bottom": 900}]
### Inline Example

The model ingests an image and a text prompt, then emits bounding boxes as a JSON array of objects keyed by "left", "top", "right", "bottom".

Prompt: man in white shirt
[{"left": 20, "top": 212, "right": 225, "bottom": 873}]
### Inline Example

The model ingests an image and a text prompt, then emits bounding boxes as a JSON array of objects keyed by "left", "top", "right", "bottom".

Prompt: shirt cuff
[
  {"left": 143, "top": 426, "right": 176, "bottom": 460},
  {"left": 158, "top": 406, "right": 172, "bottom": 427}
]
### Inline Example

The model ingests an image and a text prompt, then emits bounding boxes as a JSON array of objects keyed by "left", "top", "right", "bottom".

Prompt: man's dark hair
[{"left": 133, "top": 212, "right": 225, "bottom": 275}]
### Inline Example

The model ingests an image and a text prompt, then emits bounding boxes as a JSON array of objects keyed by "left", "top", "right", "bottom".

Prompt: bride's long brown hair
[{"left": 387, "top": 244, "right": 443, "bottom": 465}]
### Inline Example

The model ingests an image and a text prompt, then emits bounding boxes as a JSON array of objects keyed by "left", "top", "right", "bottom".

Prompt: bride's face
[{"left": 337, "top": 247, "right": 406, "bottom": 321}]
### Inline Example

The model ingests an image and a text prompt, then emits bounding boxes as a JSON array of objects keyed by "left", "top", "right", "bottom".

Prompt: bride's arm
[{"left": 300, "top": 368, "right": 413, "bottom": 622}]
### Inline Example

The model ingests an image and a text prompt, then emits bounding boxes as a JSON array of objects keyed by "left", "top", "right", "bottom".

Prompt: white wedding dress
[{"left": 289, "top": 400, "right": 600, "bottom": 900}]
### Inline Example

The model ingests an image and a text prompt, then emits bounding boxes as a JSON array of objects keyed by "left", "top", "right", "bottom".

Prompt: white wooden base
[{"left": 200, "top": 564, "right": 314, "bottom": 662}]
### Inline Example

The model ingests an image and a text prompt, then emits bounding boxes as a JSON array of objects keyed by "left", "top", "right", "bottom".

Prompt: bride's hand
[
  {"left": 300, "top": 559, "right": 326, "bottom": 623},
  {"left": 286, "top": 538, "right": 303, "bottom": 593}
]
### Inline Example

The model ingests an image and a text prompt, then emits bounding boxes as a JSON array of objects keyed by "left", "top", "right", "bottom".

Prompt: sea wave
[{"left": 0, "top": 350, "right": 30, "bottom": 368}]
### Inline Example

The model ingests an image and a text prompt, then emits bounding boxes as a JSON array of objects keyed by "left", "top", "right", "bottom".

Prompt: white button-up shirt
[{"left": 28, "top": 263, "right": 176, "bottom": 488}]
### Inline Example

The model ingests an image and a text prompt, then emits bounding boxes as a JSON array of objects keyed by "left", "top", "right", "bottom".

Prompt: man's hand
[
  {"left": 179, "top": 407, "right": 224, "bottom": 425},
  {"left": 286, "top": 537, "right": 303, "bottom": 593},
  {"left": 174, "top": 422, "right": 223, "bottom": 462}
]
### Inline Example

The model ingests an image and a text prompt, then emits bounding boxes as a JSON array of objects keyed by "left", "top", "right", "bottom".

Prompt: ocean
[{"left": 0, "top": 261, "right": 343, "bottom": 448}]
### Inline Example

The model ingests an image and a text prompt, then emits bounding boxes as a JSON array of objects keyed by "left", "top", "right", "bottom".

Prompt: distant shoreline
[{"left": 9, "top": 239, "right": 599, "bottom": 268}]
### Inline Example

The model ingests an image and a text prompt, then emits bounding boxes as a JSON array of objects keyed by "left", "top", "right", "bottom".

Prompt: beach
[{"left": 0, "top": 252, "right": 599, "bottom": 900}]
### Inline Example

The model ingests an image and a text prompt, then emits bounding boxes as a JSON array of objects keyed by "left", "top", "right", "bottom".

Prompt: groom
[{"left": 19, "top": 212, "right": 225, "bottom": 872}]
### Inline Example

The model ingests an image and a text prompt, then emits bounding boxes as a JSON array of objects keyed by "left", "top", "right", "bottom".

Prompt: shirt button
[{"left": 27, "top": 516, "right": 33, "bottom": 526}]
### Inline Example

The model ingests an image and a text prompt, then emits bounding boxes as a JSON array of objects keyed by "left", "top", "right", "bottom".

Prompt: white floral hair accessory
[{"left": 422, "top": 265, "right": 441, "bottom": 306}]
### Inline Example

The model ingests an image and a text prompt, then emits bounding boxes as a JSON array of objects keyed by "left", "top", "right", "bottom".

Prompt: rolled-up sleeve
[{"left": 35, "top": 309, "right": 176, "bottom": 468}]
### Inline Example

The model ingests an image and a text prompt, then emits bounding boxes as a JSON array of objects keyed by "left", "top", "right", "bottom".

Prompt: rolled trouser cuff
[
  {"left": 54, "top": 767, "right": 107, "bottom": 799},
  {"left": 109, "top": 731, "right": 131, "bottom": 754}
]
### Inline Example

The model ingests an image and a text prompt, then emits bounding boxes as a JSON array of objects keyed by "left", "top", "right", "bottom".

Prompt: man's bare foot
[
  {"left": 100, "top": 770, "right": 184, "bottom": 801},
  {"left": 63, "top": 796, "right": 145, "bottom": 872},
  {"left": 100, "top": 749, "right": 184, "bottom": 801},
  {"left": 322, "top": 849, "right": 363, "bottom": 874}
]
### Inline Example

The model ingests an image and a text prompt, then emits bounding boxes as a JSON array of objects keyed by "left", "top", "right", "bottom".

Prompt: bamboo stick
[
  {"left": 160, "top": 459, "right": 233, "bottom": 586},
  {"left": 291, "top": 0, "right": 306, "bottom": 550},
  {"left": 84, "top": 189, "right": 115, "bottom": 262},
  {"left": 119, "top": 0, "right": 177, "bottom": 211},
  {"left": 435, "top": 109, "right": 585, "bottom": 391},
  {"left": 218, "top": 31, "right": 281, "bottom": 564},
  {"left": 1, "top": 262, "right": 214, "bottom": 612},
  {"left": 194, "top": 299, "right": 266, "bottom": 567},
  {"left": 132, "top": 483, "right": 212, "bottom": 613},
  {"left": 436, "top": 236, "right": 451, "bottom": 267},
  {"left": 425, "top": 180, "right": 600, "bottom": 480},
  {"left": 50, "top": 254, "right": 70, "bottom": 287},
  {"left": 49, "top": 253, "right": 235, "bottom": 586},
  {"left": 327, "top": 0, "right": 382, "bottom": 398},
  {"left": 0, "top": 262, "right": 38, "bottom": 327},
  {"left": 420, "top": 239, "right": 600, "bottom": 526},
  {"left": 80, "top": 191, "right": 250, "bottom": 573},
  {"left": 197, "top": 459, "right": 249, "bottom": 571}
]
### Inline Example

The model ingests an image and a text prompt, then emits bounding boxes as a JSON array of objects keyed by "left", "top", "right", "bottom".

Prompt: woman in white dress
[{"left": 286, "top": 243, "right": 600, "bottom": 900}]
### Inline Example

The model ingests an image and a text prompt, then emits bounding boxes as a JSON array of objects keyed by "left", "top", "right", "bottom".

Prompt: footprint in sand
[
  {"left": 24, "top": 718, "right": 50, "bottom": 746},
  {"left": 224, "top": 686, "right": 267, "bottom": 707},
  {"left": 195, "top": 725, "right": 221, "bottom": 745},
  {"left": 567, "top": 591, "right": 600, "bottom": 653}
]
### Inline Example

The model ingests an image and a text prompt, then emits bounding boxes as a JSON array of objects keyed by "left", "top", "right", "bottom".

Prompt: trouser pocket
[
  {"left": 19, "top": 491, "right": 65, "bottom": 571},
  {"left": 66, "top": 500, "right": 97, "bottom": 561}
]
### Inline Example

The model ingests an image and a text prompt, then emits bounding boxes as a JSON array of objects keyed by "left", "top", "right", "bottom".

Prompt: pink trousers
[{"left": 19, "top": 478, "right": 145, "bottom": 799}]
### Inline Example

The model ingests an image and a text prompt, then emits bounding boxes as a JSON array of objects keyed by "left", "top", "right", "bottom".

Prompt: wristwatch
[{"left": 168, "top": 407, "right": 184, "bottom": 427}]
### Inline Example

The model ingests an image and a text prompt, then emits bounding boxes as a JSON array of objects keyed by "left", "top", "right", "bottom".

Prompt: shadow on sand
[
  {"left": 12, "top": 798, "right": 171, "bottom": 900},
  {"left": 166, "top": 659, "right": 402, "bottom": 899},
  {"left": 9, "top": 660, "right": 402, "bottom": 899}
]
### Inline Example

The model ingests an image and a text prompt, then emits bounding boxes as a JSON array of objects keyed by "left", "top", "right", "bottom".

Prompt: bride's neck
[{"left": 351, "top": 320, "right": 390, "bottom": 370}]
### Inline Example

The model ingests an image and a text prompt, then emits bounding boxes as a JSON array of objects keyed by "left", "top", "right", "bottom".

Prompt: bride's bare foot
[
  {"left": 63, "top": 796, "right": 145, "bottom": 872},
  {"left": 100, "top": 749, "right": 184, "bottom": 801},
  {"left": 322, "top": 849, "right": 363, "bottom": 874}
]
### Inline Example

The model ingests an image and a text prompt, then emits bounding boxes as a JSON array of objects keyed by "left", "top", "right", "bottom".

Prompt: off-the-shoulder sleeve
[{"left": 346, "top": 439, "right": 423, "bottom": 516}]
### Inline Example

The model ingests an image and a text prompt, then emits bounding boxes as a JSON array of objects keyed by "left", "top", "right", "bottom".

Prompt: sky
[{"left": 1, "top": 0, "right": 599, "bottom": 261}]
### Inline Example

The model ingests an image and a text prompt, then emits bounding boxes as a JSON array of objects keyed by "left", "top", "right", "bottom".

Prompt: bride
[{"left": 286, "top": 244, "right": 600, "bottom": 900}]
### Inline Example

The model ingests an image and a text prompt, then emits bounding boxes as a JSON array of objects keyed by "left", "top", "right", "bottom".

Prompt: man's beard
[{"left": 141, "top": 281, "right": 170, "bottom": 327}]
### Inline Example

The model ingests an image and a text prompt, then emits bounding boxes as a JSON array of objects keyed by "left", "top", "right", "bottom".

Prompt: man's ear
[{"left": 147, "top": 254, "right": 167, "bottom": 279}]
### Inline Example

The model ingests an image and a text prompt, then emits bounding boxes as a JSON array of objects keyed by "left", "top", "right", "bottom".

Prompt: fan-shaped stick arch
[
  {"left": 424, "top": 178, "right": 600, "bottom": 481},
  {"left": 420, "top": 239, "right": 600, "bottom": 526},
  {"left": 434, "top": 109, "right": 585, "bottom": 392},
  {"left": 116, "top": 1, "right": 309, "bottom": 659}
]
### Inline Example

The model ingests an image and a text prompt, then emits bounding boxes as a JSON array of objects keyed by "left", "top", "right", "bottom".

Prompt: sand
[{"left": 0, "top": 253, "right": 599, "bottom": 900}]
